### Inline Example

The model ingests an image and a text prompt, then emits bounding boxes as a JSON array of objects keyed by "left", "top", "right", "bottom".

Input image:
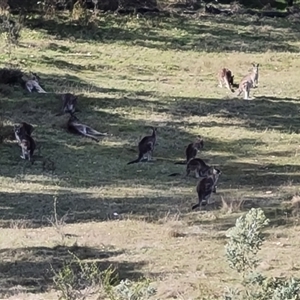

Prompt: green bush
[{"left": 224, "top": 208, "right": 300, "bottom": 300}]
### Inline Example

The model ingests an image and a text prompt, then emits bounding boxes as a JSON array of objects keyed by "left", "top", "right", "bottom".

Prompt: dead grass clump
[
  {"left": 0, "top": 119, "right": 14, "bottom": 143},
  {"left": 166, "top": 228, "right": 185, "bottom": 238},
  {"left": 291, "top": 195, "right": 300, "bottom": 217},
  {"left": 220, "top": 196, "right": 245, "bottom": 214}
]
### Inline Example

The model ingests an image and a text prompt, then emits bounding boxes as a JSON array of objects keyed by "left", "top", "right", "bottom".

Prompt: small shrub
[
  {"left": 224, "top": 208, "right": 300, "bottom": 300},
  {"left": 52, "top": 251, "right": 157, "bottom": 300},
  {"left": 0, "top": 11, "right": 23, "bottom": 47}
]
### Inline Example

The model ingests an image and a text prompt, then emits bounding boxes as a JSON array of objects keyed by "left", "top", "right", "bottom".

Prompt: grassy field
[{"left": 1, "top": 10, "right": 300, "bottom": 299}]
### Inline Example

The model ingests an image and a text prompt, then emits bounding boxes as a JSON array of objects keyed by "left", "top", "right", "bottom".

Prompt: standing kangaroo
[
  {"left": 192, "top": 167, "right": 221, "bottom": 210},
  {"left": 14, "top": 122, "right": 36, "bottom": 161},
  {"left": 218, "top": 67, "right": 235, "bottom": 92},
  {"left": 236, "top": 63, "right": 259, "bottom": 100},
  {"left": 127, "top": 127, "right": 157, "bottom": 165}
]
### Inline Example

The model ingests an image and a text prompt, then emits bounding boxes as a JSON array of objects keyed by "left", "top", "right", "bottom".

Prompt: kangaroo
[
  {"left": 218, "top": 68, "right": 235, "bottom": 92},
  {"left": 174, "top": 136, "right": 204, "bottom": 165},
  {"left": 67, "top": 115, "right": 108, "bottom": 141},
  {"left": 14, "top": 122, "right": 34, "bottom": 145},
  {"left": 192, "top": 167, "right": 222, "bottom": 210},
  {"left": 127, "top": 127, "right": 157, "bottom": 165},
  {"left": 169, "top": 158, "right": 211, "bottom": 178},
  {"left": 236, "top": 63, "right": 259, "bottom": 100},
  {"left": 186, "top": 158, "right": 212, "bottom": 178},
  {"left": 14, "top": 123, "right": 36, "bottom": 161},
  {"left": 56, "top": 93, "right": 79, "bottom": 116},
  {"left": 23, "top": 73, "right": 47, "bottom": 93}
]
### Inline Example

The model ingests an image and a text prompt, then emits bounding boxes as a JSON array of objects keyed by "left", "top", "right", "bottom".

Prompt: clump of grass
[
  {"left": 52, "top": 251, "right": 157, "bottom": 300},
  {"left": 290, "top": 195, "right": 300, "bottom": 217},
  {"left": 220, "top": 195, "right": 245, "bottom": 214}
]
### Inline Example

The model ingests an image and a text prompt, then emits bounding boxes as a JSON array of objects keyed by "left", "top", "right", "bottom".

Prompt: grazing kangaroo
[
  {"left": 174, "top": 136, "right": 204, "bottom": 165},
  {"left": 192, "top": 167, "right": 222, "bottom": 210},
  {"left": 14, "top": 123, "right": 36, "bottom": 161},
  {"left": 127, "top": 127, "right": 157, "bottom": 165},
  {"left": 236, "top": 63, "right": 259, "bottom": 100},
  {"left": 185, "top": 158, "right": 212, "bottom": 178},
  {"left": 56, "top": 93, "right": 79, "bottom": 116},
  {"left": 67, "top": 115, "right": 108, "bottom": 141},
  {"left": 218, "top": 68, "right": 235, "bottom": 92},
  {"left": 169, "top": 158, "right": 211, "bottom": 178}
]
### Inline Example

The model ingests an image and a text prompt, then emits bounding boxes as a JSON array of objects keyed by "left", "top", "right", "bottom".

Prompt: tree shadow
[
  {"left": 0, "top": 244, "right": 150, "bottom": 297},
  {"left": 0, "top": 190, "right": 190, "bottom": 228},
  {"left": 2, "top": 71, "right": 300, "bottom": 230},
  {"left": 23, "top": 13, "right": 300, "bottom": 53},
  {"left": 169, "top": 95, "right": 300, "bottom": 133}
]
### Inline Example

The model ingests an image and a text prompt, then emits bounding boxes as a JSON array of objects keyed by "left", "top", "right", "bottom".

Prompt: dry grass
[{"left": 1, "top": 10, "right": 300, "bottom": 299}]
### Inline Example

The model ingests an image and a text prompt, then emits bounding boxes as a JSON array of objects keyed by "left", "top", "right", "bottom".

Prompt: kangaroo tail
[
  {"left": 127, "top": 152, "right": 143, "bottom": 165},
  {"left": 174, "top": 161, "right": 186, "bottom": 165},
  {"left": 192, "top": 203, "right": 200, "bottom": 210},
  {"left": 168, "top": 173, "right": 181, "bottom": 177}
]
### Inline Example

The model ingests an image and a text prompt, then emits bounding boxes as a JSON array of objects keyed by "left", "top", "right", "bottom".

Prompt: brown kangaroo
[
  {"left": 67, "top": 114, "right": 108, "bottom": 141},
  {"left": 236, "top": 63, "right": 260, "bottom": 100},
  {"left": 56, "top": 93, "right": 79, "bottom": 116},
  {"left": 192, "top": 167, "right": 221, "bottom": 210},
  {"left": 14, "top": 122, "right": 36, "bottom": 161},
  {"left": 218, "top": 68, "right": 235, "bottom": 92},
  {"left": 127, "top": 127, "right": 157, "bottom": 165},
  {"left": 169, "top": 157, "right": 211, "bottom": 178},
  {"left": 174, "top": 136, "right": 204, "bottom": 165}
]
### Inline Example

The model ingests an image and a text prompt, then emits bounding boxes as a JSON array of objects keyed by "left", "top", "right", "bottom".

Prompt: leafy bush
[{"left": 224, "top": 208, "right": 300, "bottom": 300}]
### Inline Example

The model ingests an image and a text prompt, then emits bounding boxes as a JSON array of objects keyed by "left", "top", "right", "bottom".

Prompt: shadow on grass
[
  {"left": 0, "top": 190, "right": 189, "bottom": 228},
  {"left": 0, "top": 244, "right": 149, "bottom": 297},
  {"left": 169, "top": 95, "right": 300, "bottom": 134},
  {"left": 24, "top": 13, "right": 300, "bottom": 53},
  {"left": 1, "top": 71, "right": 300, "bottom": 228}
]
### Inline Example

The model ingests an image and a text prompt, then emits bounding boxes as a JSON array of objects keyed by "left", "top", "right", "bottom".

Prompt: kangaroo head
[
  {"left": 151, "top": 127, "right": 157, "bottom": 134},
  {"left": 195, "top": 136, "right": 204, "bottom": 149},
  {"left": 69, "top": 114, "right": 79, "bottom": 122},
  {"left": 14, "top": 124, "right": 21, "bottom": 134},
  {"left": 252, "top": 63, "right": 259, "bottom": 73},
  {"left": 212, "top": 167, "right": 222, "bottom": 175},
  {"left": 30, "top": 72, "right": 40, "bottom": 82}
]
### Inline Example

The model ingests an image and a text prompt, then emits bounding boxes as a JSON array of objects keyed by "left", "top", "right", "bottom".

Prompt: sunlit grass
[{"left": 1, "top": 11, "right": 300, "bottom": 299}]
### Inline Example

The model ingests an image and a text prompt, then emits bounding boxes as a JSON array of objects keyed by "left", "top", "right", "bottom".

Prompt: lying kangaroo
[
  {"left": 67, "top": 115, "right": 108, "bottom": 141},
  {"left": 127, "top": 127, "right": 157, "bottom": 165},
  {"left": 192, "top": 167, "right": 222, "bottom": 210},
  {"left": 23, "top": 73, "right": 47, "bottom": 93},
  {"left": 236, "top": 63, "right": 259, "bottom": 100},
  {"left": 218, "top": 67, "right": 235, "bottom": 92},
  {"left": 174, "top": 136, "right": 204, "bottom": 165},
  {"left": 56, "top": 93, "right": 79, "bottom": 116},
  {"left": 14, "top": 122, "right": 36, "bottom": 161},
  {"left": 169, "top": 158, "right": 211, "bottom": 178}
]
